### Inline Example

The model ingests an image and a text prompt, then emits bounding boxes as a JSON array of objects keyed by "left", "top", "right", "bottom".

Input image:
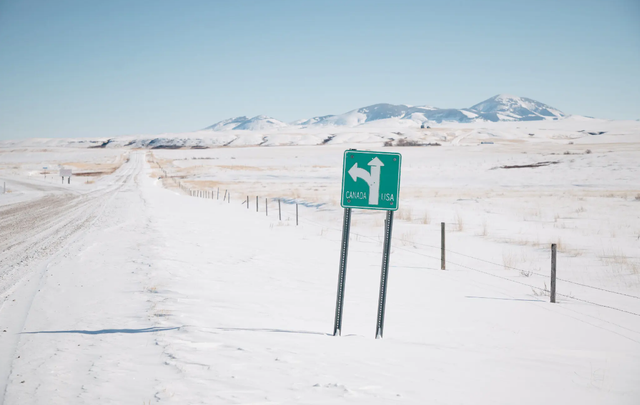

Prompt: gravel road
[{"left": 0, "top": 151, "right": 141, "bottom": 403}]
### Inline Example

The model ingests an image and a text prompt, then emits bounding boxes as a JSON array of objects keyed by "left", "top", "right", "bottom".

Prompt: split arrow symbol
[{"left": 348, "top": 157, "right": 384, "bottom": 205}]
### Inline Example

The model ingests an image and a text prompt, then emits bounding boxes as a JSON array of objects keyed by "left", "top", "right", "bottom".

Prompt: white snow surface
[
  {"left": 0, "top": 135, "right": 639, "bottom": 404},
  {"left": 2, "top": 117, "right": 639, "bottom": 150}
]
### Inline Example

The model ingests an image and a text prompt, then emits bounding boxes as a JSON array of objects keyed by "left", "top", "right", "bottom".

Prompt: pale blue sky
[{"left": 0, "top": 0, "right": 638, "bottom": 139}]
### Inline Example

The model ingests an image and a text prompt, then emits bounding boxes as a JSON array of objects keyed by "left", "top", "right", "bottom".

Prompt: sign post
[
  {"left": 60, "top": 168, "right": 72, "bottom": 184},
  {"left": 334, "top": 150, "right": 401, "bottom": 338},
  {"left": 376, "top": 210, "right": 394, "bottom": 339},
  {"left": 333, "top": 207, "right": 352, "bottom": 337}
]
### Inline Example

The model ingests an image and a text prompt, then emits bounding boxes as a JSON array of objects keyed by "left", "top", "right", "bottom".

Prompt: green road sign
[{"left": 341, "top": 150, "right": 402, "bottom": 211}]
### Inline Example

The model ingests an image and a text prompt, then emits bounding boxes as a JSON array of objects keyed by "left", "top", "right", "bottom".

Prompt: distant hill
[
  {"left": 468, "top": 94, "right": 565, "bottom": 122},
  {"left": 204, "top": 115, "right": 287, "bottom": 131},
  {"left": 3, "top": 109, "right": 638, "bottom": 150},
  {"left": 205, "top": 95, "right": 566, "bottom": 131}
]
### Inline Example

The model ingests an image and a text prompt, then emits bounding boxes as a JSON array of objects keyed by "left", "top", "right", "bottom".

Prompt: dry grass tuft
[
  {"left": 396, "top": 208, "right": 414, "bottom": 222},
  {"left": 600, "top": 249, "right": 640, "bottom": 275},
  {"left": 502, "top": 251, "right": 518, "bottom": 271},
  {"left": 421, "top": 210, "right": 431, "bottom": 225},
  {"left": 216, "top": 165, "right": 268, "bottom": 171},
  {"left": 183, "top": 180, "right": 227, "bottom": 190},
  {"left": 455, "top": 212, "right": 464, "bottom": 232},
  {"left": 480, "top": 220, "right": 488, "bottom": 237},
  {"left": 399, "top": 231, "right": 416, "bottom": 246},
  {"left": 532, "top": 282, "right": 550, "bottom": 297}
]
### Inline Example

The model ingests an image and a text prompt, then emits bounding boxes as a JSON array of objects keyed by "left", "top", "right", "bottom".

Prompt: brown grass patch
[
  {"left": 216, "top": 165, "right": 270, "bottom": 171},
  {"left": 182, "top": 180, "right": 226, "bottom": 189},
  {"left": 73, "top": 171, "right": 114, "bottom": 177},
  {"left": 61, "top": 161, "right": 121, "bottom": 177},
  {"left": 600, "top": 249, "right": 640, "bottom": 275},
  {"left": 396, "top": 208, "right": 414, "bottom": 221}
]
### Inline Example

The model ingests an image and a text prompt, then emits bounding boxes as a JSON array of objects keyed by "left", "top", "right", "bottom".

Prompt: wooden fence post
[
  {"left": 551, "top": 244, "right": 557, "bottom": 303},
  {"left": 441, "top": 222, "right": 446, "bottom": 270}
]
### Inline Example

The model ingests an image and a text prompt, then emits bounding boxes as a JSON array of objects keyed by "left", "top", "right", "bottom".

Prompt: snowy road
[
  {"left": 1, "top": 150, "right": 639, "bottom": 404},
  {"left": 0, "top": 152, "right": 151, "bottom": 403}
]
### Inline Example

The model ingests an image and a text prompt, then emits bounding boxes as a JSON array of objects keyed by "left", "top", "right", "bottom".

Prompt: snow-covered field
[{"left": 0, "top": 123, "right": 639, "bottom": 404}]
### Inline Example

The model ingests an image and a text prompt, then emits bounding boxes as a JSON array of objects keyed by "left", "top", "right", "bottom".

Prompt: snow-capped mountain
[
  {"left": 468, "top": 94, "right": 565, "bottom": 121},
  {"left": 293, "top": 103, "right": 484, "bottom": 127},
  {"left": 204, "top": 115, "right": 287, "bottom": 131},
  {"left": 205, "top": 95, "right": 565, "bottom": 131},
  {"left": 297, "top": 104, "right": 440, "bottom": 127},
  {"left": 292, "top": 95, "right": 564, "bottom": 127},
  {"left": 204, "top": 116, "right": 251, "bottom": 131},
  {"left": 5, "top": 95, "right": 635, "bottom": 149}
]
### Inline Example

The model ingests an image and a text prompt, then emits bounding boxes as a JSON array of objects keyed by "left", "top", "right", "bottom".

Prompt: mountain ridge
[{"left": 205, "top": 95, "right": 566, "bottom": 131}]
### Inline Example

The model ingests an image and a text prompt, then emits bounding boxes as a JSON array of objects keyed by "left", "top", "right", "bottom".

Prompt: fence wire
[
  {"left": 168, "top": 168, "right": 640, "bottom": 319},
  {"left": 295, "top": 209, "right": 640, "bottom": 318}
]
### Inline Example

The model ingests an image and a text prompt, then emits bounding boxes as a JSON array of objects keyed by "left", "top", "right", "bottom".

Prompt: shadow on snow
[{"left": 21, "top": 327, "right": 180, "bottom": 335}]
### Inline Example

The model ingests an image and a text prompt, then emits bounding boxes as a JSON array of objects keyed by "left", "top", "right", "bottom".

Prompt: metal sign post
[
  {"left": 333, "top": 207, "right": 352, "bottom": 336},
  {"left": 376, "top": 210, "right": 394, "bottom": 339},
  {"left": 334, "top": 149, "right": 401, "bottom": 339}
]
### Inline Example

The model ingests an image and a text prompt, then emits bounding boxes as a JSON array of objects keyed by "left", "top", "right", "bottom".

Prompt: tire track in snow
[
  {"left": 451, "top": 129, "right": 475, "bottom": 145},
  {"left": 0, "top": 152, "right": 142, "bottom": 404}
]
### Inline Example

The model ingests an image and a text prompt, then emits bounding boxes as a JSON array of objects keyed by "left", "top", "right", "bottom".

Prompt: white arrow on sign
[{"left": 348, "top": 157, "right": 384, "bottom": 205}]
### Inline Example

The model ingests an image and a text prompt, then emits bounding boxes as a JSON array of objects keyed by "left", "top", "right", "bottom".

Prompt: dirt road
[{"left": 0, "top": 152, "right": 142, "bottom": 403}]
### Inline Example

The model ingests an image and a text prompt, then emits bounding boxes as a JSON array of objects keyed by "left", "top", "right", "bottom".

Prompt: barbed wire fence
[{"left": 147, "top": 153, "right": 640, "bottom": 320}]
